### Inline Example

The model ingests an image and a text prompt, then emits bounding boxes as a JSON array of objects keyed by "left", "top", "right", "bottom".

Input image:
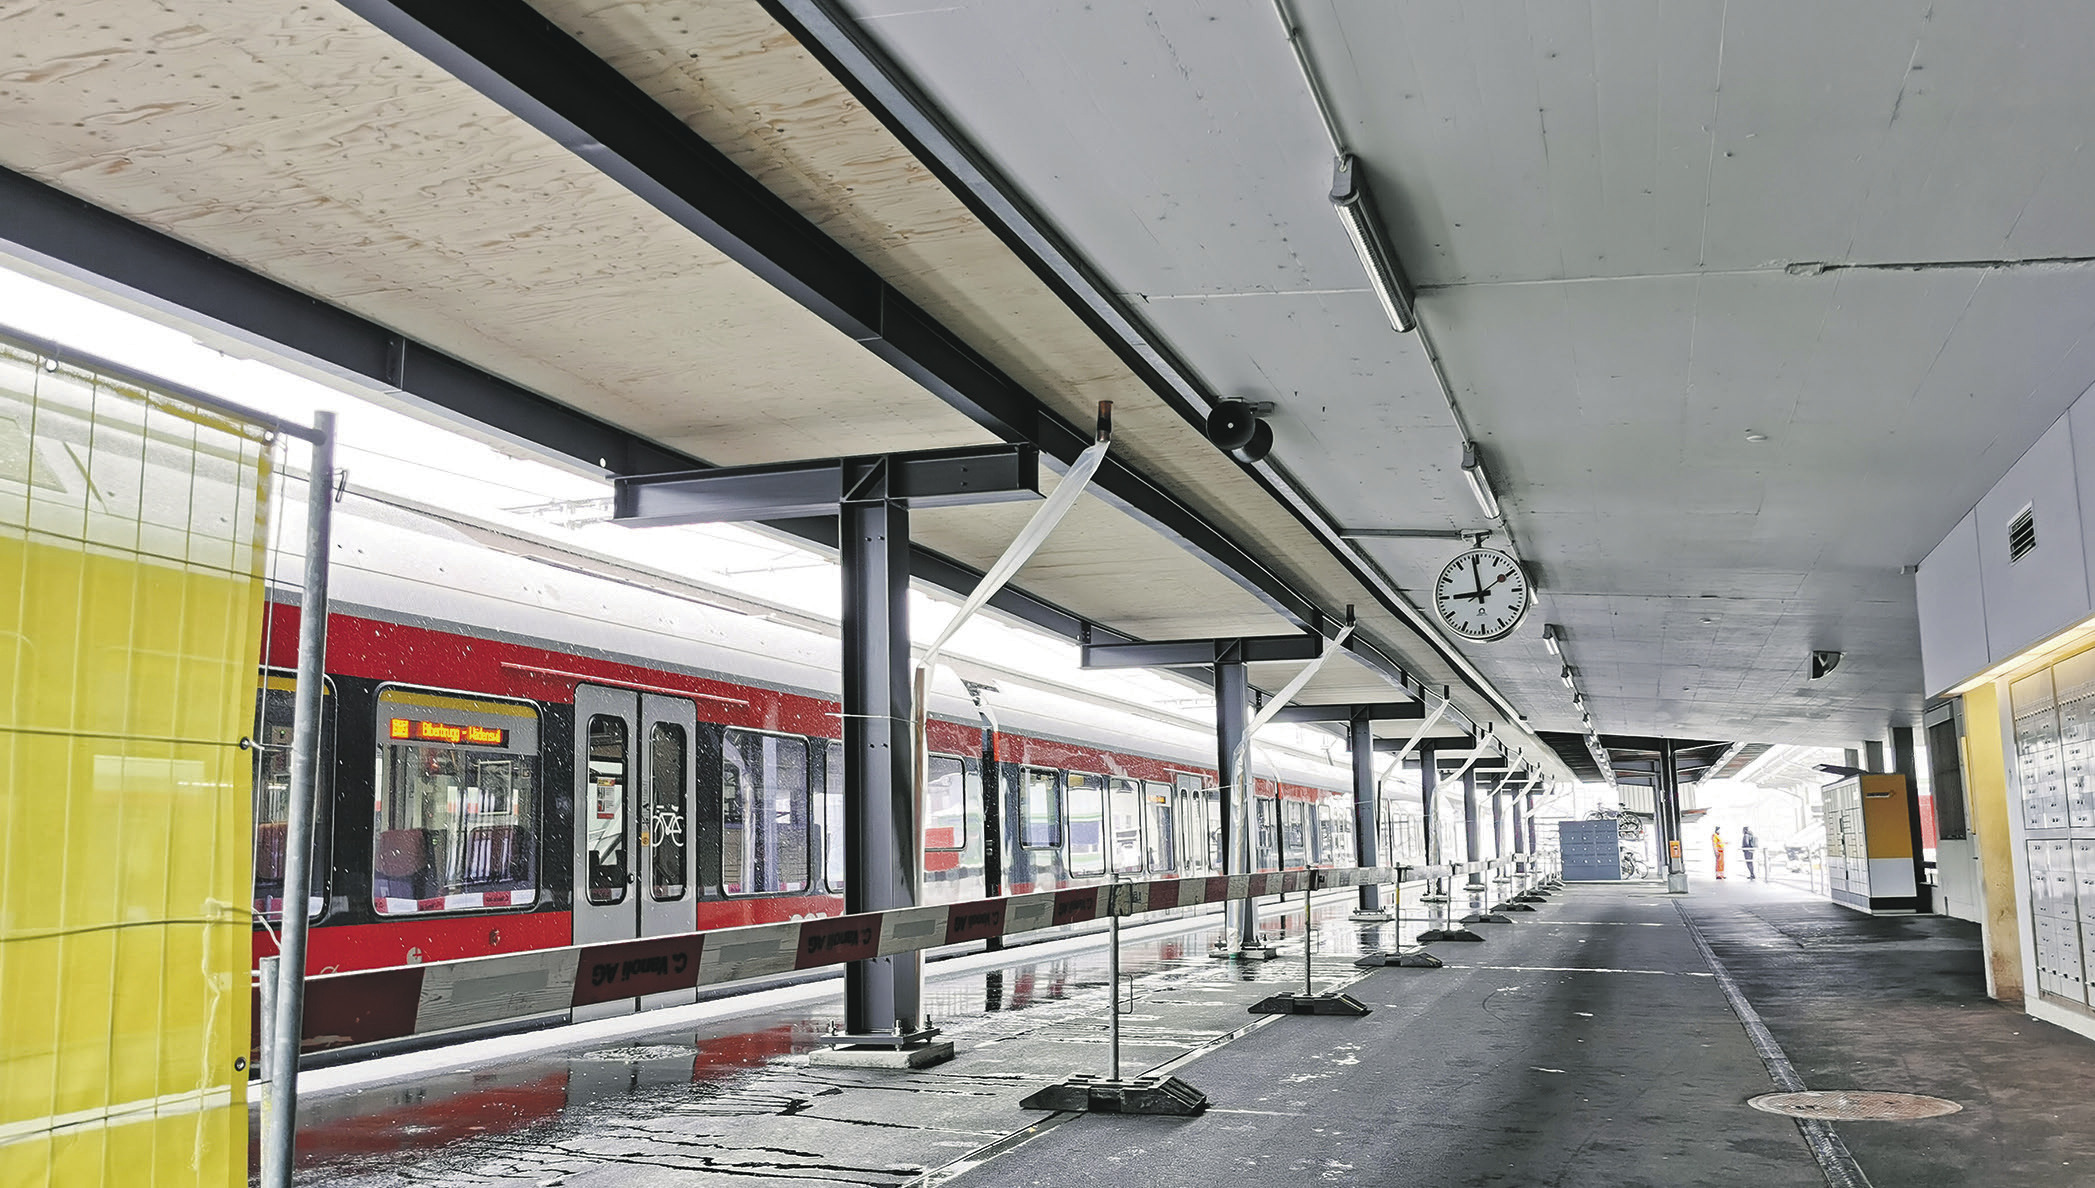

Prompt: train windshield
[{"left": 373, "top": 688, "right": 541, "bottom": 914}]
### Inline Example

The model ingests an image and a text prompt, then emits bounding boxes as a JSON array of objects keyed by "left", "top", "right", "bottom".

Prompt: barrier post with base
[
  {"left": 1021, "top": 880, "right": 1210, "bottom": 1115},
  {"left": 1415, "top": 862, "right": 1486, "bottom": 943},
  {"left": 1252, "top": 872, "right": 1372, "bottom": 1014},
  {"left": 1356, "top": 867, "right": 1445, "bottom": 968}
]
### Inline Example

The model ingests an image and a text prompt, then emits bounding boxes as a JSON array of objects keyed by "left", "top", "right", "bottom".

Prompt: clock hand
[{"left": 1470, "top": 558, "right": 1488, "bottom": 603}]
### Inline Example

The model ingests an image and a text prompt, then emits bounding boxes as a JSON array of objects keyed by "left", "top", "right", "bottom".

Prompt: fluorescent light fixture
[
  {"left": 1560, "top": 666, "right": 1576, "bottom": 689},
  {"left": 1581, "top": 712, "right": 1593, "bottom": 728},
  {"left": 1572, "top": 692, "right": 1584, "bottom": 710},
  {"left": 1329, "top": 155, "right": 1417, "bottom": 334},
  {"left": 1460, "top": 441, "right": 1501, "bottom": 521}
]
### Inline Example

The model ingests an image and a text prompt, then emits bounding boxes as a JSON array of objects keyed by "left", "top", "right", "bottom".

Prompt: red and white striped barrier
[{"left": 278, "top": 860, "right": 1549, "bottom": 1057}]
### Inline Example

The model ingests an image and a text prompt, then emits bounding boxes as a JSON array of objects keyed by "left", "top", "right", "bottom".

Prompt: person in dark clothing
[{"left": 1741, "top": 826, "right": 1759, "bottom": 881}]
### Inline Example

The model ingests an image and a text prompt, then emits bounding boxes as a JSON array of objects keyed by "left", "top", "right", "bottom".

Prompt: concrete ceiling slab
[
  {"left": 0, "top": 0, "right": 1577, "bottom": 776},
  {"left": 832, "top": 0, "right": 2095, "bottom": 747}
]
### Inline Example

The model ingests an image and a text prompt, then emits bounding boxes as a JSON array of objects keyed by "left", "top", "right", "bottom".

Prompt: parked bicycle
[{"left": 1588, "top": 805, "right": 1650, "bottom": 842}]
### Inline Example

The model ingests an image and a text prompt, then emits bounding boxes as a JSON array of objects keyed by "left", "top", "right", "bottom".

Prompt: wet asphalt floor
[
  {"left": 262, "top": 878, "right": 2095, "bottom": 1187},
  {"left": 262, "top": 886, "right": 1413, "bottom": 1187}
]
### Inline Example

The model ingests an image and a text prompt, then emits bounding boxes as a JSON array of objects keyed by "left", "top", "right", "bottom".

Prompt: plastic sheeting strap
[{"left": 918, "top": 435, "right": 1111, "bottom": 672}]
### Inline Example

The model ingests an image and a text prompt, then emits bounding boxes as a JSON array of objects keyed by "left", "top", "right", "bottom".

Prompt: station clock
[{"left": 1432, "top": 547, "right": 1529, "bottom": 642}]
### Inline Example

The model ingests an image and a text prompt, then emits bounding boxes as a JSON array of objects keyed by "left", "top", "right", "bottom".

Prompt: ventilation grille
[{"left": 2010, "top": 506, "right": 2038, "bottom": 563}]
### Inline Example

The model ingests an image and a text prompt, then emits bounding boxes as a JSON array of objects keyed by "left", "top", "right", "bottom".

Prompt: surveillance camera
[{"left": 1809, "top": 650, "right": 1842, "bottom": 679}]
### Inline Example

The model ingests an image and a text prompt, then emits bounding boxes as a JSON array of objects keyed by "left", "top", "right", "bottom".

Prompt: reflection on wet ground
[{"left": 266, "top": 889, "right": 1451, "bottom": 1186}]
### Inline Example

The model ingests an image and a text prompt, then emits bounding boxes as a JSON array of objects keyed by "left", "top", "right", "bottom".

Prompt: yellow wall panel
[{"left": 0, "top": 342, "right": 269, "bottom": 1186}]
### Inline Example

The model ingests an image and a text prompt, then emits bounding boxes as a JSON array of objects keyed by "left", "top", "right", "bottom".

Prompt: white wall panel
[
  {"left": 1917, "top": 510, "right": 1988, "bottom": 694},
  {"left": 1975, "top": 419, "right": 2089, "bottom": 661}
]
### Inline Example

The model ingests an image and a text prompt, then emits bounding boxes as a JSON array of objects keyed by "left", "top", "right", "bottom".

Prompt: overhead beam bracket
[
  {"left": 1081, "top": 634, "right": 1326, "bottom": 669},
  {"left": 613, "top": 444, "right": 1040, "bottom": 527},
  {"left": 1267, "top": 701, "right": 1423, "bottom": 724}
]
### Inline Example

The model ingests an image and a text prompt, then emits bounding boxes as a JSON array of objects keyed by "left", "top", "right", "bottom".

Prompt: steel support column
[
  {"left": 1462, "top": 768, "right": 1485, "bottom": 891},
  {"left": 1489, "top": 778, "right": 1507, "bottom": 863},
  {"left": 1350, "top": 709, "right": 1381, "bottom": 913},
  {"left": 1418, "top": 743, "right": 1441, "bottom": 898},
  {"left": 840, "top": 482, "right": 921, "bottom": 1036},
  {"left": 1660, "top": 739, "right": 1686, "bottom": 891},
  {"left": 1214, "top": 654, "right": 1265, "bottom": 951},
  {"left": 1892, "top": 725, "right": 1931, "bottom": 913}
]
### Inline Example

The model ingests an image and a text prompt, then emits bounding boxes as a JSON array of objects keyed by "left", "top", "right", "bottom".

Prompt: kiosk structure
[{"left": 1822, "top": 774, "right": 1923, "bottom": 914}]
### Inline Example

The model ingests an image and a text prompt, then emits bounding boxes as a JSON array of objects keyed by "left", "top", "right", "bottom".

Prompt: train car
[{"left": 248, "top": 497, "right": 1362, "bottom": 1001}]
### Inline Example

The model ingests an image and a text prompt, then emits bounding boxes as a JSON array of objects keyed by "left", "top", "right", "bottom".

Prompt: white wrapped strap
[{"left": 918, "top": 436, "right": 1111, "bottom": 672}]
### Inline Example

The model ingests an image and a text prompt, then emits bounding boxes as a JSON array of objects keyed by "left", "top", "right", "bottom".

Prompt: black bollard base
[
  {"left": 1249, "top": 991, "right": 1372, "bottom": 1016},
  {"left": 1416, "top": 927, "right": 1486, "bottom": 942},
  {"left": 1492, "top": 901, "right": 1537, "bottom": 913},
  {"left": 1461, "top": 912, "right": 1513, "bottom": 924},
  {"left": 1020, "top": 1074, "right": 1209, "bottom": 1116},
  {"left": 1355, "top": 949, "right": 1445, "bottom": 968}
]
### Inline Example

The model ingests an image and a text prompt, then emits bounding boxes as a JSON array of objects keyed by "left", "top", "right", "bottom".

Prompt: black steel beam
[
  {"left": 0, "top": 164, "right": 1134, "bottom": 653},
  {"left": 327, "top": 0, "right": 1526, "bottom": 733},
  {"left": 1080, "top": 634, "right": 1324, "bottom": 670},
  {"left": 1267, "top": 701, "right": 1423, "bottom": 724},
  {"left": 613, "top": 445, "right": 1040, "bottom": 527},
  {"left": 1373, "top": 736, "right": 1478, "bottom": 755},
  {"left": 759, "top": 0, "right": 1512, "bottom": 725},
  {"left": 337, "top": 0, "right": 1332, "bottom": 632}
]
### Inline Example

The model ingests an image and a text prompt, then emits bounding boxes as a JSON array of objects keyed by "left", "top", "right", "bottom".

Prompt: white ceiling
[{"left": 836, "top": 0, "right": 2095, "bottom": 746}]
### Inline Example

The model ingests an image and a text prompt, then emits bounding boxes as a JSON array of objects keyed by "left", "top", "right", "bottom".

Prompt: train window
[
  {"left": 1144, "top": 781, "right": 1175, "bottom": 871},
  {"left": 1282, "top": 799, "right": 1308, "bottom": 867},
  {"left": 926, "top": 754, "right": 968, "bottom": 851},
  {"left": 647, "top": 723, "right": 687, "bottom": 901},
  {"left": 583, "top": 716, "right": 628, "bottom": 905},
  {"left": 373, "top": 688, "right": 541, "bottom": 915},
  {"left": 1255, "top": 795, "right": 1280, "bottom": 870},
  {"left": 824, "top": 739, "right": 845, "bottom": 892},
  {"left": 1066, "top": 773, "right": 1106, "bottom": 877},
  {"left": 1107, "top": 777, "right": 1145, "bottom": 874},
  {"left": 723, "top": 730, "right": 812, "bottom": 895},
  {"left": 1326, "top": 805, "right": 1354, "bottom": 866},
  {"left": 1205, "top": 787, "right": 1223, "bottom": 868},
  {"left": 252, "top": 675, "right": 333, "bottom": 921},
  {"left": 1170, "top": 776, "right": 1204, "bottom": 873},
  {"left": 1021, "top": 767, "right": 1061, "bottom": 848}
]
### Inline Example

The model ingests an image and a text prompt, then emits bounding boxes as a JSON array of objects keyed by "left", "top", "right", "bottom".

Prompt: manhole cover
[{"left": 1748, "top": 1091, "right": 1961, "bottom": 1120}]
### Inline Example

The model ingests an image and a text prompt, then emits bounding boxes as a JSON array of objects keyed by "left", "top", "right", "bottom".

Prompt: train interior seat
[{"left": 375, "top": 828, "right": 442, "bottom": 901}]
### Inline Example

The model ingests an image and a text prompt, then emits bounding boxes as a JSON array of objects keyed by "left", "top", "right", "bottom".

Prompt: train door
[{"left": 572, "top": 684, "right": 697, "bottom": 1016}]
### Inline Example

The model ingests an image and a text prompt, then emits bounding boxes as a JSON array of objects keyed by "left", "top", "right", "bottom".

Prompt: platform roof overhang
[
  {"left": 0, "top": 0, "right": 1569, "bottom": 779},
  {"left": 803, "top": 0, "right": 2095, "bottom": 750}
]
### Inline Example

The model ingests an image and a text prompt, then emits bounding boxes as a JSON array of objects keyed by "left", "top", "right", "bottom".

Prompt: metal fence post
[{"left": 261, "top": 412, "right": 334, "bottom": 1188}]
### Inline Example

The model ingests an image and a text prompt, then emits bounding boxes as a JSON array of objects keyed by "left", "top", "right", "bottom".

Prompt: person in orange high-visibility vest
[{"left": 1712, "top": 827, "right": 1727, "bottom": 880}]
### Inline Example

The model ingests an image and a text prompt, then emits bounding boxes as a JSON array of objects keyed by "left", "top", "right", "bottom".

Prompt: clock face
[{"left": 1433, "top": 548, "right": 1529, "bottom": 641}]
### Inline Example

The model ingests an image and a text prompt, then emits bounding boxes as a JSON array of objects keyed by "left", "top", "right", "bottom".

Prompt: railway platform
[{"left": 265, "top": 881, "right": 2094, "bottom": 1188}]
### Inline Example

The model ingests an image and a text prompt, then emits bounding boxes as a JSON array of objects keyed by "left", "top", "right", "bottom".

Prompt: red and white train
[{"left": 249, "top": 499, "right": 1412, "bottom": 986}]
